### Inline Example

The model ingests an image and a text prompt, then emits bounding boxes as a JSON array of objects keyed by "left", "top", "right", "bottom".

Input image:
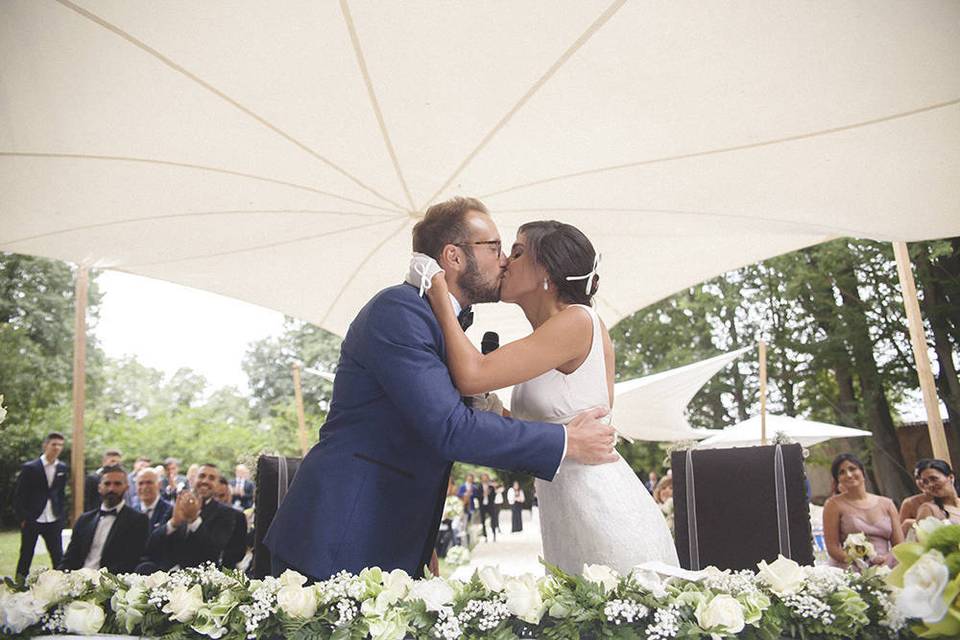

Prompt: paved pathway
[{"left": 451, "top": 508, "right": 546, "bottom": 580}]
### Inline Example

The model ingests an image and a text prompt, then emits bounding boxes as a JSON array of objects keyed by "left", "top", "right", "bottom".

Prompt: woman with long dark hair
[
  {"left": 822, "top": 453, "right": 903, "bottom": 569},
  {"left": 914, "top": 459, "right": 960, "bottom": 524},
  {"left": 419, "top": 220, "right": 678, "bottom": 573}
]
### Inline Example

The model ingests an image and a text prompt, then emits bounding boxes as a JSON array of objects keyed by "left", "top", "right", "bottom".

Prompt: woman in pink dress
[{"left": 823, "top": 453, "right": 903, "bottom": 569}]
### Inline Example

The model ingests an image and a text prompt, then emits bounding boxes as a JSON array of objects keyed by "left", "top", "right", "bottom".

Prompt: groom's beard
[{"left": 458, "top": 250, "right": 501, "bottom": 304}]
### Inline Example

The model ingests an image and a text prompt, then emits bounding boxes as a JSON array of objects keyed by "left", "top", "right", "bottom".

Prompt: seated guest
[
  {"left": 136, "top": 468, "right": 173, "bottom": 531},
  {"left": 915, "top": 459, "right": 960, "bottom": 525},
  {"left": 231, "top": 464, "right": 255, "bottom": 510},
  {"left": 823, "top": 453, "right": 903, "bottom": 569},
  {"left": 160, "top": 457, "right": 187, "bottom": 501},
  {"left": 126, "top": 456, "right": 152, "bottom": 509},
  {"left": 900, "top": 458, "right": 935, "bottom": 536},
  {"left": 85, "top": 449, "right": 122, "bottom": 513},
  {"left": 138, "top": 463, "right": 236, "bottom": 572},
  {"left": 61, "top": 466, "right": 149, "bottom": 574},
  {"left": 216, "top": 476, "right": 249, "bottom": 570}
]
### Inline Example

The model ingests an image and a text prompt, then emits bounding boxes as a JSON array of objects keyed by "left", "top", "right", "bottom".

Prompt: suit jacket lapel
[{"left": 34, "top": 459, "right": 49, "bottom": 491}]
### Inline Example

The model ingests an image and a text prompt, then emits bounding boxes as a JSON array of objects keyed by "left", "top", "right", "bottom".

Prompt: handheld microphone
[{"left": 481, "top": 331, "right": 500, "bottom": 355}]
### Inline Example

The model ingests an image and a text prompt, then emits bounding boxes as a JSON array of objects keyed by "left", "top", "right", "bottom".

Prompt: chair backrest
[
  {"left": 672, "top": 443, "right": 814, "bottom": 571},
  {"left": 252, "top": 455, "right": 302, "bottom": 578}
]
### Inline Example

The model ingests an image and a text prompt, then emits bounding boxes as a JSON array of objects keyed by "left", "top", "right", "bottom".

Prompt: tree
[{"left": 0, "top": 254, "right": 103, "bottom": 525}]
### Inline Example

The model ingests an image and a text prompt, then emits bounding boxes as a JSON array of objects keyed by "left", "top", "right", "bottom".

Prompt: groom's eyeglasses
[{"left": 455, "top": 240, "right": 502, "bottom": 255}]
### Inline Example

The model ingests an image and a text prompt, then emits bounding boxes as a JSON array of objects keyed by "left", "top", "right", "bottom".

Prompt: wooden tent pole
[
  {"left": 71, "top": 266, "right": 89, "bottom": 524},
  {"left": 292, "top": 363, "right": 309, "bottom": 456},
  {"left": 759, "top": 340, "right": 768, "bottom": 446},
  {"left": 892, "top": 241, "right": 951, "bottom": 465}
]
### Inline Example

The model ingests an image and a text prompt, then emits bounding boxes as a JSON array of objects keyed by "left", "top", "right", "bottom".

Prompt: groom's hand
[{"left": 564, "top": 407, "right": 618, "bottom": 465}]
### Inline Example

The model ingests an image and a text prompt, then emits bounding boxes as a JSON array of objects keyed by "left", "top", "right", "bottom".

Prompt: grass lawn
[{"left": 0, "top": 528, "right": 53, "bottom": 578}]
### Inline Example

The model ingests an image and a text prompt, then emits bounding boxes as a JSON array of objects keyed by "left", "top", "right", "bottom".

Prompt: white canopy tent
[
  {"left": 1, "top": 1, "right": 958, "bottom": 347},
  {"left": 695, "top": 414, "right": 872, "bottom": 449},
  {"left": 612, "top": 347, "right": 750, "bottom": 442}
]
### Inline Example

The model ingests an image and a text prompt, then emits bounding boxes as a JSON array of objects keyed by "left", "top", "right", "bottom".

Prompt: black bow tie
[
  {"left": 458, "top": 307, "right": 474, "bottom": 331},
  {"left": 99, "top": 509, "right": 118, "bottom": 518}
]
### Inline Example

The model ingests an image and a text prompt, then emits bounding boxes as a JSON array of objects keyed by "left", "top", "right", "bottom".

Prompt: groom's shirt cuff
[{"left": 556, "top": 425, "right": 568, "bottom": 477}]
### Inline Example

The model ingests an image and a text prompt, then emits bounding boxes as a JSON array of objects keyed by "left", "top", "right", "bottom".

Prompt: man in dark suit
[
  {"left": 13, "top": 432, "right": 69, "bottom": 577},
  {"left": 135, "top": 468, "right": 174, "bottom": 531},
  {"left": 60, "top": 466, "right": 149, "bottom": 574},
  {"left": 478, "top": 473, "right": 498, "bottom": 541},
  {"left": 265, "top": 197, "right": 617, "bottom": 580},
  {"left": 138, "top": 463, "right": 237, "bottom": 572},
  {"left": 84, "top": 449, "right": 122, "bottom": 513},
  {"left": 230, "top": 464, "right": 255, "bottom": 510},
  {"left": 216, "top": 476, "right": 249, "bottom": 570}
]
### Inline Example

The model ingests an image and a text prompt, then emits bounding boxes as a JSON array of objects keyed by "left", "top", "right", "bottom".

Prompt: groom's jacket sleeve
[{"left": 362, "top": 289, "right": 565, "bottom": 480}]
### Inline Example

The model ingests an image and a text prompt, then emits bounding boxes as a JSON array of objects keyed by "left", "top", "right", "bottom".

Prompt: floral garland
[{"left": 0, "top": 554, "right": 912, "bottom": 640}]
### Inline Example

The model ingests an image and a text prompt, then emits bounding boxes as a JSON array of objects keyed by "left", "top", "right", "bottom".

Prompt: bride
[{"left": 422, "top": 220, "right": 678, "bottom": 574}]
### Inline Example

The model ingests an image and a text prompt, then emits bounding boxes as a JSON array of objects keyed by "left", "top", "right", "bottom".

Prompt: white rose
[
  {"left": 503, "top": 574, "right": 546, "bottom": 625},
  {"left": 279, "top": 569, "right": 309, "bottom": 588},
  {"left": 757, "top": 555, "right": 805, "bottom": 594},
  {"left": 31, "top": 570, "right": 69, "bottom": 607},
  {"left": 162, "top": 584, "right": 204, "bottom": 623},
  {"left": 71, "top": 567, "right": 102, "bottom": 586},
  {"left": 915, "top": 516, "right": 948, "bottom": 545},
  {"left": 191, "top": 608, "right": 228, "bottom": 639},
  {"left": 1, "top": 592, "right": 46, "bottom": 634},
  {"left": 897, "top": 549, "right": 950, "bottom": 623},
  {"left": 696, "top": 594, "right": 745, "bottom": 636},
  {"left": 277, "top": 584, "right": 319, "bottom": 619},
  {"left": 367, "top": 608, "right": 408, "bottom": 640},
  {"left": 478, "top": 566, "right": 506, "bottom": 593},
  {"left": 382, "top": 569, "right": 413, "bottom": 601},
  {"left": 142, "top": 570, "right": 171, "bottom": 589},
  {"left": 582, "top": 564, "right": 619, "bottom": 593},
  {"left": 0, "top": 396, "right": 7, "bottom": 424},
  {"left": 628, "top": 568, "right": 669, "bottom": 598},
  {"left": 63, "top": 600, "right": 106, "bottom": 635},
  {"left": 407, "top": 578, "right": 454, "bottom": 612}
]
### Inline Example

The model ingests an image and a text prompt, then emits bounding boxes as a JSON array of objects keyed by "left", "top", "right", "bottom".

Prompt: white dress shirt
[
  {"left": 140, "top": 496, "right": 159, "bottom": 521},
  {"left": 83, "top": 502, "right": 123, "bottom": 569},
  {"left": 36, "top": 455, "right": 59, "bottom": 523}
]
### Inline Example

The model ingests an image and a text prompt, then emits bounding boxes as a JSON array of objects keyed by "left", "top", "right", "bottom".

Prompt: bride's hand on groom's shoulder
[
  {"left": 564, "top": 407, "right": 619, "bottom": 465},
  {"left": 425, "top": 271, "right": 448, "bottom": 301}
]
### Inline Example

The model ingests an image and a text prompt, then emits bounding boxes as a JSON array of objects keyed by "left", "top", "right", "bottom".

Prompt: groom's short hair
[{"left": 412, "top": 196, "right": 488, "bottom": 260}]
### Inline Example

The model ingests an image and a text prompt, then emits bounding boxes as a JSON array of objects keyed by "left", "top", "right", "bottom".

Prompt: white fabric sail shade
[
  {"left": 1, "top": 1, "right": 958, "bottom": 345},
  {"left": 696, "top": 414, "right": 872, "bottom": 449},
  {"left": 612, "top": 348, "right": 751, "bottom": 442}
]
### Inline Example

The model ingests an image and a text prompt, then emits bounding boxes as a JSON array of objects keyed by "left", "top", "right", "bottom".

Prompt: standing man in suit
[
  {"left": 216, "top": 477, "right": 249, "bottom": 570},
  {"left": 84, "top": 449, "right": 122, "bottom": 513},
  {"left": 230, "top": 464, "right": 255, "bottom": 510},
  {"left": 13, "top": 432, "right": 69, "bottom": 577},
  {"left": 138, "top": 463, "right": 236, "bottom": 572},
  {"left": 60, "top": 466, "right": 149, "bottom": 574},
  {"left": 265, "top": 197, "right": 617, "bottom": 580},
  {"left": 135, "top": 468, "right": 173, "bottom": 531},
  {"left": 478, "top": 473, "right": 498, "bottom": 542}
]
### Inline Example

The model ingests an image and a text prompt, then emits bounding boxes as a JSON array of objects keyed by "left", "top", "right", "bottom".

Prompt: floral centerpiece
[
  {"left": 887, "top": 517, "right": 960, "bottom": 637},
  {"left": 1, "top": 554, "right": 911, "bottom": 639},
  {"left": 441, "top": 496, "right": 463, "bottom": 521},
  {"left": 444, "top": 546, "right": 471, "bottom": 567}
]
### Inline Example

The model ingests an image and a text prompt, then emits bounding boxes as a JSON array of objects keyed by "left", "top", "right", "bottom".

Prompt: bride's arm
[{"left": 426, "top": 274, "right": 592, "bottom": 396}]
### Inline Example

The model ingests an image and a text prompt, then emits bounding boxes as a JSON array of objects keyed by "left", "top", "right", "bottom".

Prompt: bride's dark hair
[{"left": 518, "top": 220, "right": 598, "bottom": 306}]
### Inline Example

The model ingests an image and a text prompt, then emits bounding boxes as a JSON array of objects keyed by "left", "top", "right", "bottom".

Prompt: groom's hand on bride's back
[{"left": 564, "top": 407, "right": 618, "bottom": 465}]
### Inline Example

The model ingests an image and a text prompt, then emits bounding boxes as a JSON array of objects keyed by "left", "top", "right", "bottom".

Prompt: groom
[{"left": 265, "top": 196, "right": 617, "bottom": 580}]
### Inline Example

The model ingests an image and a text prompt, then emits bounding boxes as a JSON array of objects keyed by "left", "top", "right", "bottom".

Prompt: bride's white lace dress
[{"left": 510, "top": 304, "right": 680, "bottom": 575}]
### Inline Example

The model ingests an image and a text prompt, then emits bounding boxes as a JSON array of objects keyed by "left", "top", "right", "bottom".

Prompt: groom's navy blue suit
[{"left": 265, "top": 283, "right": 565, "bottom": 579}]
